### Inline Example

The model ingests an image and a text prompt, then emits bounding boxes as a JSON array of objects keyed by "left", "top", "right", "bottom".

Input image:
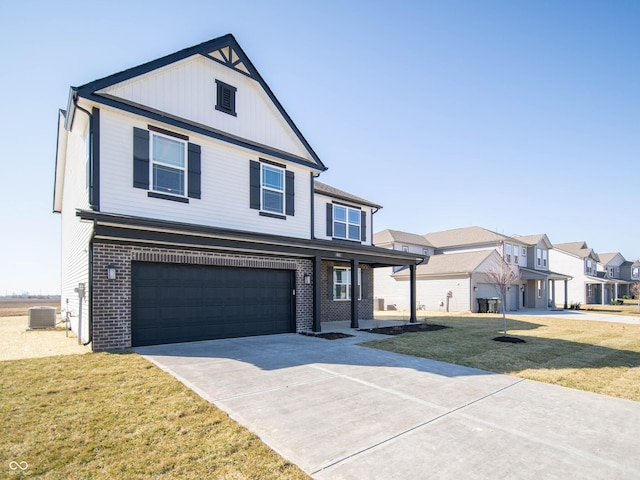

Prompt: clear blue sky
[{"left": 1, "top": 0, "right": 638, "bottom": 295}]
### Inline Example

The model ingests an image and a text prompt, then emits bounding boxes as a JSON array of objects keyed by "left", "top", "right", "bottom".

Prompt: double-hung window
[
  {"left": 151, "top": 133, "right": 186, "bottom": 197},
  {"left": 333, "top": 205, "right": 361, "bottom": 241},
  {"left": 542, "top": 250, "right": 548, "bottom": 268},
  {"left": 505, "top": 243, "right": 512, "bottom": 263},
  {"left": 513, "top": 245, "right": 519, "bottom": 264},
  {"left": 537, "top": 248, "right": 542, "bottom": 267},
  {"left": 261, "top": 164, "right": 284, "bottom": 214},
  {"left": 333, "top": 267, "right": 361, "bottom": 300}
]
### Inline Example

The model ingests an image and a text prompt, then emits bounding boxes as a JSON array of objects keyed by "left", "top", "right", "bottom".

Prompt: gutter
[{"left": 83, "top": 222, "right": 96, "bottom": 346}]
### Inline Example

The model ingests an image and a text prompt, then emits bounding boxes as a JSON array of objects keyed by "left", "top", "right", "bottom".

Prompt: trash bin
[
  {"left": 487, "top": 297, "right": 501, "bottom": 313},
  {"left": 477, "top": 298, "right": 488, "bottom": 313}
]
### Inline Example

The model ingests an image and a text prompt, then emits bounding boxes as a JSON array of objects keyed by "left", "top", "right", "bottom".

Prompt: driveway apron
[{"left": 137, "top": 333, "right": 640, "bottom": 479}]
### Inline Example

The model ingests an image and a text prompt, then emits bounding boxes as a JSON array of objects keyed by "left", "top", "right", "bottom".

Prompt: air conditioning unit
[{"left": 28, "top": 306, "right": 57, "bottom": 329}]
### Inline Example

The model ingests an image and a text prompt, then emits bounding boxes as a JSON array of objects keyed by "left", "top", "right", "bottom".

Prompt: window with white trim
[
  {"left": 333, "top": 205, "right": 361, "bottom": 241},
  {"left": 632, "top": 267, "right": 639, "bottom": 279},
  {"left": 261, "top": 164, "right": 284, "bottom": 214},
  {"left": 542, "top": 250, "right": 548, "bottom": 268},
  {"left": 333, "top": 267, "right": 361, "bottom": 300},
  {"left": 537, "top": 248, "right": 542, "bottom": 267},
  {"left": 586, "top": 259, "right": 593, "bottom": 274},
  {"left": 537, "top": 280, "right": 543, "bottom": 298},
  {"left": 505, "top": 243, "right": 512, "bottom": 263},
  {"left": 151, "top": 133, "right": 186, "bottom": 196},
  {"left": 513, "top": 245, "right": 519, "bottom": 264},
  {"left": 609, "top": 267, "right": 615, "bottom": 277},
  {"left": 587, "top": 284, "right": 593, "bottom": 297},
  {"left": 402, "top": 245, "right": 409, "bottom": 253},
  {"left": 522, "top": 248, "right": 527, "bottom": 257}
]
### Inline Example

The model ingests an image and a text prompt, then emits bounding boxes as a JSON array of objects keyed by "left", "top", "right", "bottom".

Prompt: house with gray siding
[{"left": 549, "top": 242, "right": 604, "bottom": 306}]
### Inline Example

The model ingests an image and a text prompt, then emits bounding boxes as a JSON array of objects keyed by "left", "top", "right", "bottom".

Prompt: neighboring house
[
  {"left": 512, "top": 234, "right": 571, "bottom": 309},
  {"left": 374, "top": 226, "right": 570, "bottom": 312},
  {"left": 373, "top": 230, "right": 434, "bottom": 310},
  {"left": 549, "top": 242, "right": 604, "bottom": 305},
  {"left": 597, "top": 252, "right": 632, "bottom": 300},
  {"left": 53, "top": 34, "right": 423, "bottom": 351},
  {"left": 390, "top": 249, "right": 506, "bottom": 312}
]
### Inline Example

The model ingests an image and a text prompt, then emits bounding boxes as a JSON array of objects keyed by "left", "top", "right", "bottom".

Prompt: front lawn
[
  {"left": 0, "top": 353, "right": 309, "bottom": 479},
  {"left": 365, "top": 314, "right": 640, "bottom": 402}
]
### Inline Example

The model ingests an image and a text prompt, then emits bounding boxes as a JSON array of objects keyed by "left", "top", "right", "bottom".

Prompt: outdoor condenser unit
[{"left": 28, "top": 306, "right": 57, "bottom": 329}]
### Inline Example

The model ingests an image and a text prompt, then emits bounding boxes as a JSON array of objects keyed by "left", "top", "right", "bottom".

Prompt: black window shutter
[
  {"left": 361, "top": 211, "right": 367, "bottom": 242},
  {"left": 327, "top": 264, "right": 334, "bottom": 300},
  {"left": 326, "top": 203, "right": 333, "bottom": 236},
  {"left": 250, "top": 160, "right": 260, "bottom": 209},
  {"left": 133, "top": 127, "right": 150, "bottom": 189},
  {"left": 285, "top": 170, "right": 295, "bottom": 216},
  {"left": 187, "top": 143, "right": 201, "bottom": 199}
]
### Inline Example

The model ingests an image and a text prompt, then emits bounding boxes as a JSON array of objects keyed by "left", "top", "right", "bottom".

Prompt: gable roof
[
  {"left": 423, "top": 226, "right": 526, "bottom": 249},
  {"left": 373, "top": 230, "right": 434, "bottom": 248},
  {"left": 314, "top": 181, "right": 382, "bottom": 209},
  {"left": 392, "top": 250, "right": 496, "bottom": 278},
  {"left": 512, "top": 233, "right": 553, "bottom": 249},
  {"left": 554, "top": 241, "right": 600, "bottom": 262},
  {"left": 67, "top": 34, "right": 327, "bottom": 172},
  {"left": 597, "top": 252, "right": 625, "bottom": 265}
]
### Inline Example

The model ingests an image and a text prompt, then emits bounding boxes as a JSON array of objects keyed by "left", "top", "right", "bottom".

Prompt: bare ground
[{"left": 0, "top": 315, "right": 89, "bottom": 361}]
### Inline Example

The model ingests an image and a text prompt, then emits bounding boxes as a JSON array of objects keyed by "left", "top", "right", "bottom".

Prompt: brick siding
[
  {"left": 320, "top": 260, "right": 374, "bottom": 322},
  {"left": 91, "top": 242, "right": 313, "bottom": 351}
]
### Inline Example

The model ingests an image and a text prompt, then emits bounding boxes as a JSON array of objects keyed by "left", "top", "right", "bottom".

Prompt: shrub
[{"left": 611, "top": 299, "right": 624, "bottom": 305}]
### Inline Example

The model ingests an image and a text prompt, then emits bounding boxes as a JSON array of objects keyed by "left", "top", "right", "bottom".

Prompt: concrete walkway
[
  {"left": 137, "top": 330, "right": 640, "bottom": 479},
  {"left": 512, "top": 308, "right": 640, "bottom": 324}
]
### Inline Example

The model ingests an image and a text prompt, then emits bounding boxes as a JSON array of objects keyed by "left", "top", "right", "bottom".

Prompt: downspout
[
  {"left": 83, "top": 222, "right": 97, "bottom": 346},
  {"left": 370, "top": 206, "right": 380, "bottom": 245},
  {"left": 71, "top": 92, "right": 91, "bottom": 131},
  {"left": 310, "top": 172, "right": 320, "bottom": 239}
]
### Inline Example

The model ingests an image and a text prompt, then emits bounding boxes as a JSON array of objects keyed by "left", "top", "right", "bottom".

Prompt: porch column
[
  {"left": 544, "top": 279, "right": 550, "bottom": 310},
  {"left": 350, "top": 258, "right": 359, "bottom": 328},
  {"left": 409, "top": 264, "right": 417, "bottom": 323},
  {"left": 564, "top": 280, "right": 568, "bottom": 309},
  {"left": 614, "top": 283, "right": 618, "bottom": 300},
  {"left": 312, "top": 255, "right": 322, "bottom": 332},
  {"left": 601, "top": 284, "right": 605, "bottom": 305},
  {"left": 551, "top": 280, "right": 556, "bottom": 309}
]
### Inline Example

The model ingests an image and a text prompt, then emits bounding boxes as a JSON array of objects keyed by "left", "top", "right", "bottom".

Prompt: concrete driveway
[{"left": 137, "top": 330, "right": 640, "bottom": 479}]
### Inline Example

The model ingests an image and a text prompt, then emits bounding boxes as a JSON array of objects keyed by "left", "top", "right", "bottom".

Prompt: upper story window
[
  {"left": 608, "top": 267, "right": 615, "bottom": 277},
  {"left": 215, "top": 79, "right": 237, "bottom": 116},
  {"left": 133, "top": 126, "right": 201, "bottom": 203},
  {"left": 522, "top": 248, "right": 527, "bottom": 257},
  {"left": 632, "top": 267, "right": 639, "bottom": 279},
  {"left": 542, "top": 250, "right": 548, "bottom": 268},
  {"left": 402, "top": 245, "right": 409, "bottom": 253},
  {"left": 513, "top": 245, "right": 519, "bottom": 264},
  {"left": 249, "top": 160, "right": 294, "bottom": 218},
  {"left": 333, "top": 267, "right": 361, "bottom": 300},
  {"left": 261, "top": 164, "right": 284, "bottom": 214},
  {"left": 152, "top": 133, "right": 186, "bottom": 197},
  {"left": 423, "top": 248, "right": 430, "bottom": 257},
  {"left": 537, "top": 248, "right": 542, "bottom": 267},
  {"left": 505, "top": 243, "right": 512, "bottom": 263},
  {"left": 586, "top": 259, "right": 593, "bottom": 274},
  {"left": 333, "top": 205, "right": 361, "bottom": 241}
]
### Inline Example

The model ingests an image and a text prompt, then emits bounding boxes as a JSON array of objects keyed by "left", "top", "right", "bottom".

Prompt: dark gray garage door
[{"left": 132, "top": 262, "right": 294, "bottom": 347}]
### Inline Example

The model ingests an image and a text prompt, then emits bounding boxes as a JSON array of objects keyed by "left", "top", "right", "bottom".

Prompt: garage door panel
[{"left": 132, "top": 263, "right": 294, "bottom": 347}]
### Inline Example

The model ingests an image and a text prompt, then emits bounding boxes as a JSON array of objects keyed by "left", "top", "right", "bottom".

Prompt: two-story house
[
  {"left": 512, "top": 234, "right": 571, "bottom": 309},
  {"left": 548, "top": 242, "right": 603, "bottom": 305},
  {"left": 374, "top": 226, "right": 570, "bottom": 313},
  {"left": 53, "top": 34, "right": 423, "bottom": 351},
  {"left": 374, "top": 226, "right": 524, "bottom": 312},
  {"left": 597, "top": 252, "right": 632, "bottom": 301}
]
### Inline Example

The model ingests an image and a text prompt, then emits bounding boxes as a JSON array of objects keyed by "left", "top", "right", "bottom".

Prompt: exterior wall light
[
  {"left": 107, "top": 263, "right": 117, "bottom": 280},
  {"left": 304, "top": 274, "right": 312, "bottom": 285}
]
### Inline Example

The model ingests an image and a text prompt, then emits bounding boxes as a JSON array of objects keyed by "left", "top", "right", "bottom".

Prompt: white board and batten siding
[
  {"left": 313, "top": 192, "right": 373, "bottom": 247},
  {"left": 98, "top": 55, "right": 311, "bottom": 162},
  {"left": 59, "top": 113, "right": 92, "bottom": 341},
  {"left": 98, "top": 108, "right": 312, "bottom": 239}
]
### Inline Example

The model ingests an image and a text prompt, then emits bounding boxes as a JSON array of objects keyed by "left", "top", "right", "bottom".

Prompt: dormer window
[{"left": 215, "top": 79, "right": 237, "bottom": 116}]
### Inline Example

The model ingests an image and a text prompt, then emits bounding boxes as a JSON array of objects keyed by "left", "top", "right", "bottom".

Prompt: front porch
[{"left": 519, "top": 267, "right": 571, "bottom": 310}]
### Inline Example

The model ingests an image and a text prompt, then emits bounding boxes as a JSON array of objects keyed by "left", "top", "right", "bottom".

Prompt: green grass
[
  {"left": 365, "top": 314, "right": 640, "bottom": 402},
  {"left": 0, "top": 353, "right": 309, "bottom": 479}
]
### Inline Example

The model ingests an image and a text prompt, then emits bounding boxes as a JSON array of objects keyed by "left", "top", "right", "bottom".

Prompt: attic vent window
[{"left": 215, "top": 79, "right": 237, "bottom": 116}]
